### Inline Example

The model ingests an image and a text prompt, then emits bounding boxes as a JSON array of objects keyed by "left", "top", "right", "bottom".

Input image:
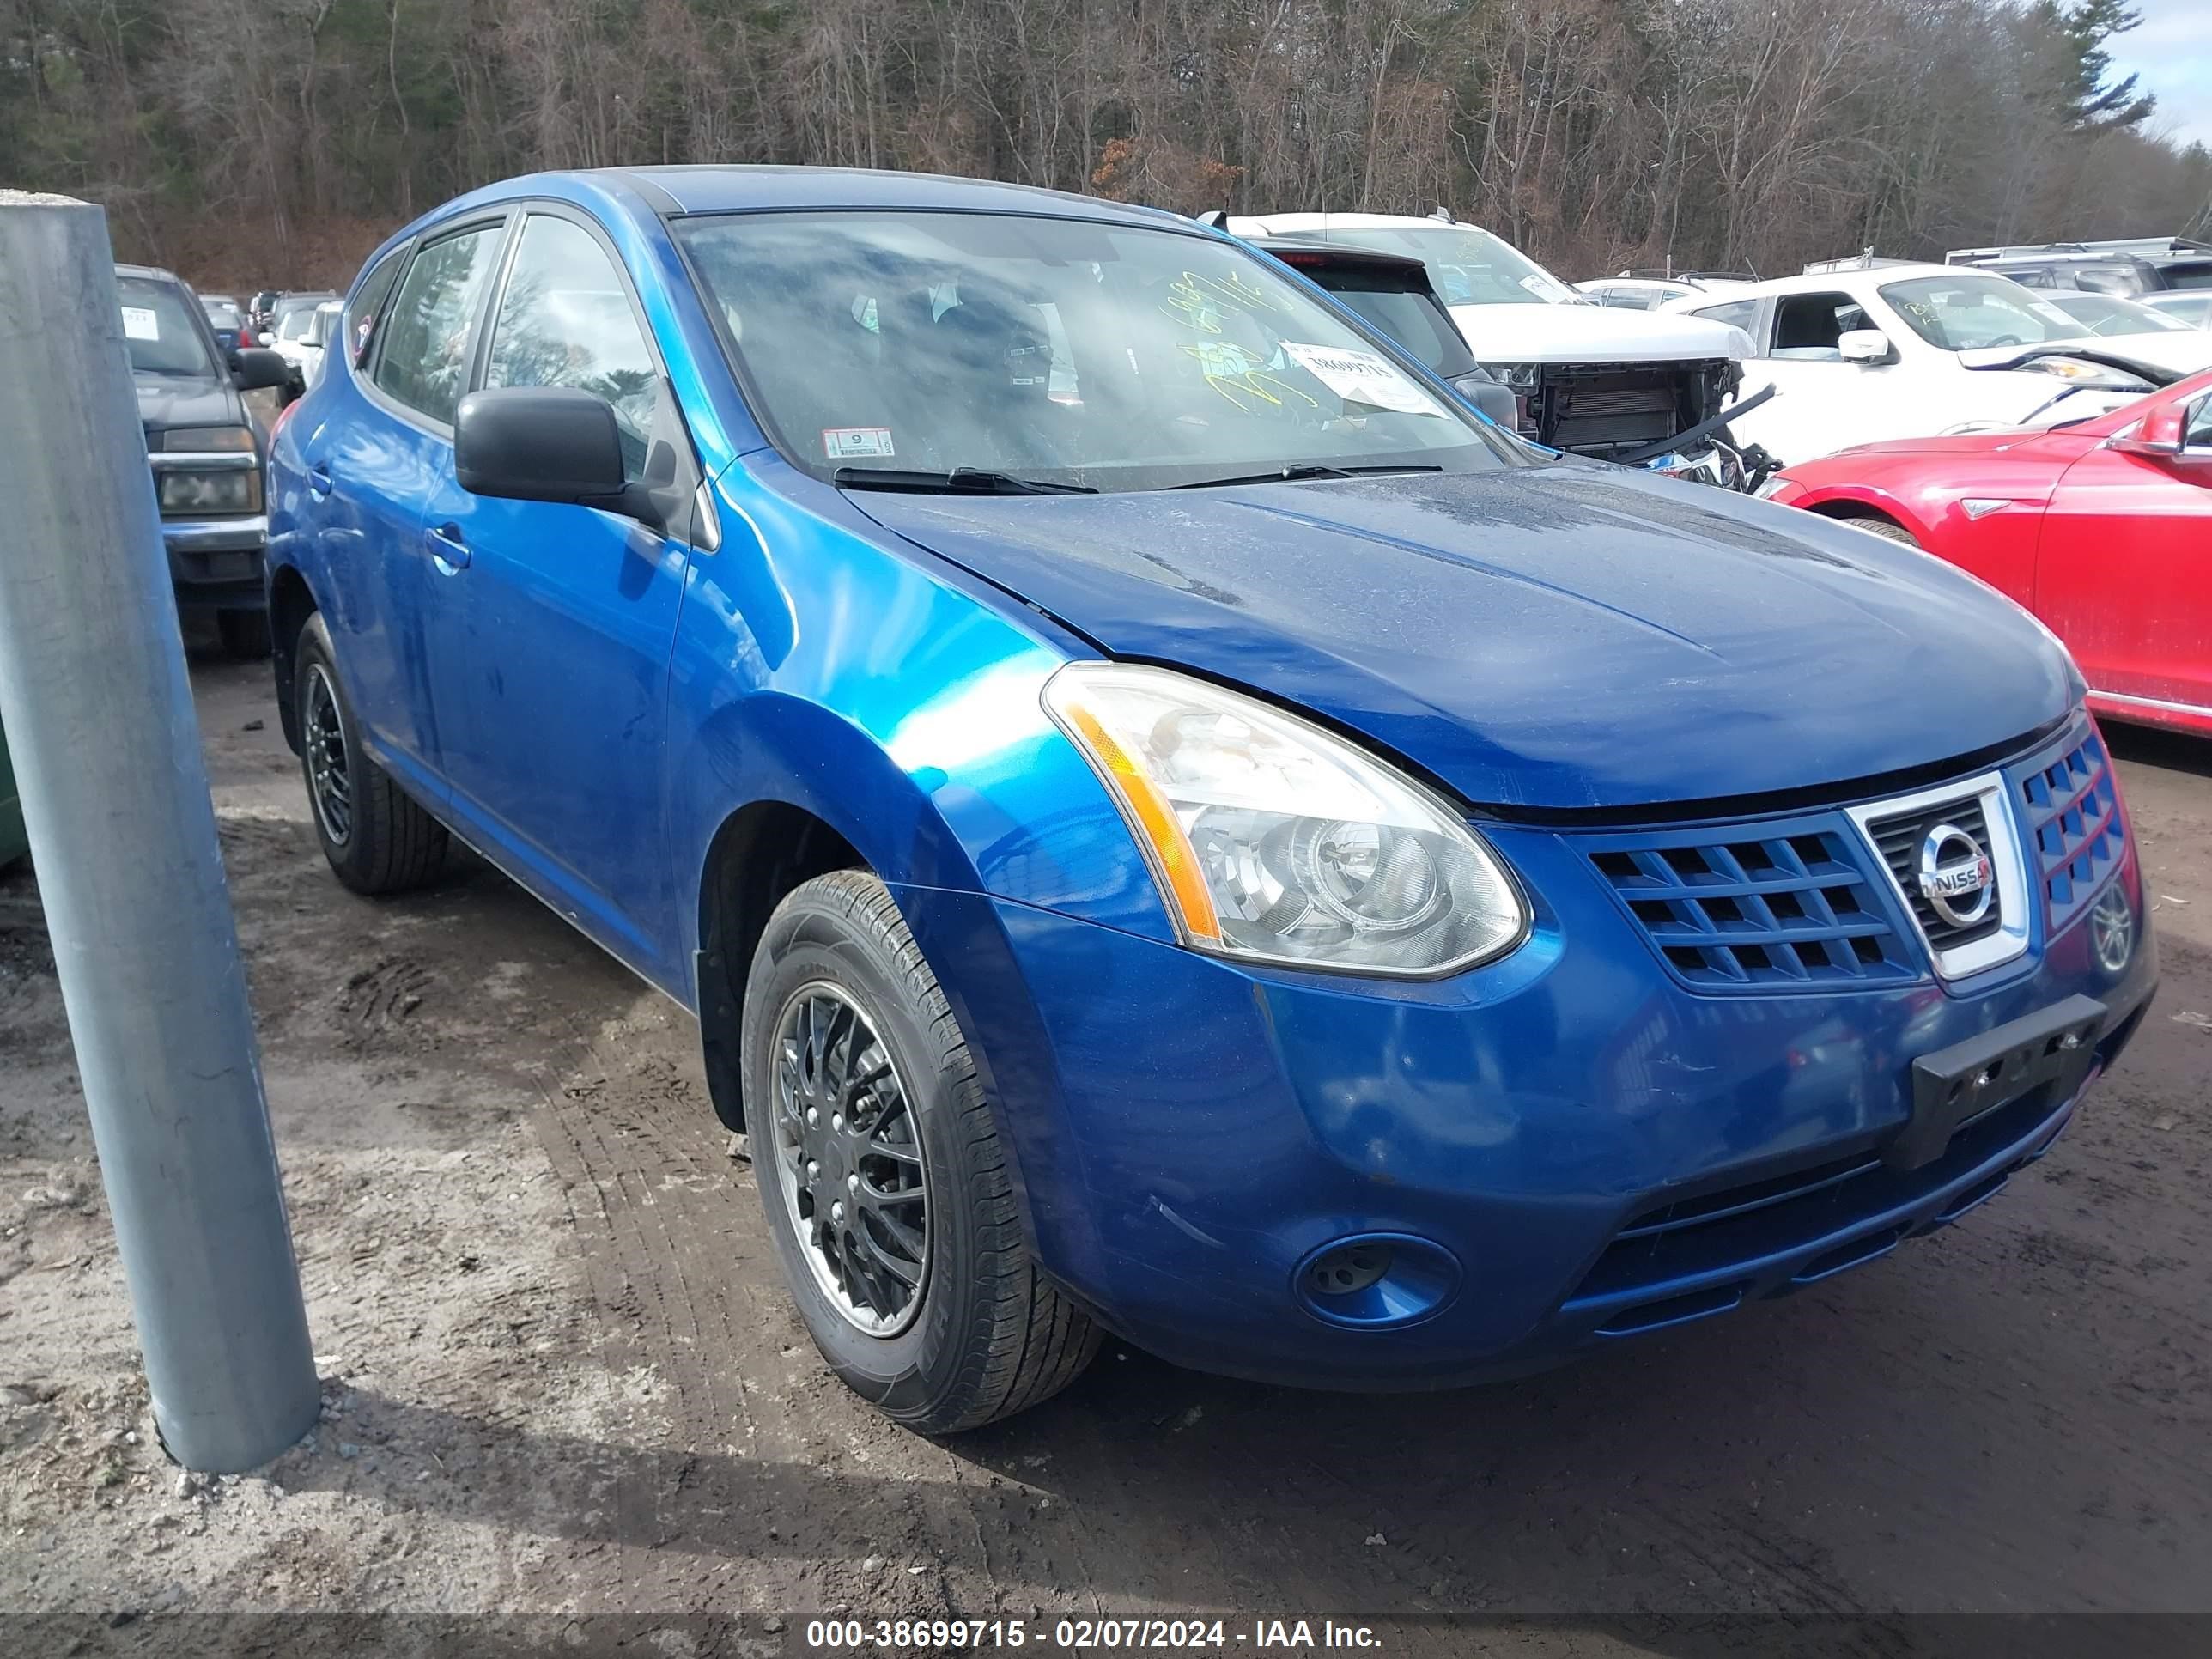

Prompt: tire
[
  {"left": 741, "top": 870, "right": 1100, "bottom": 1433},
  {"left": 291, "top": 611, "right": 451, "bottom": 896},
  {"left": 217, "top": 608, "right": 274, "bottom": 660},
  {"left": 1846, "top": 514, "right": 1920, "bottom": 549}
]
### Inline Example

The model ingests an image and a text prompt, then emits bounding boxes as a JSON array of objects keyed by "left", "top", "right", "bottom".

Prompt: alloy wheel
[
  {"left": 303, "top": 662, "right": 354, "bottom": 847},
  {"left": 770, "top": 982, "right": 931, "bottom": 1336}
]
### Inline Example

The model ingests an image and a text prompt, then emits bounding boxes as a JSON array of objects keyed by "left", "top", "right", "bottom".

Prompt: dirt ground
[{"left": 3, "top": 647, "right": 2208, "bottom": 1658}]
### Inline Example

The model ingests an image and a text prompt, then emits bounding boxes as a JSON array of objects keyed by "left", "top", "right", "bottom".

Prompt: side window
[
  {"left": 2185, "top": 394, "right": 2212, "bottom": 450},
  {"left": 1771, "top": 291, "right": 1867, "bottom": 359},
  {"left": 483, "top": 215, "right": 665, "bottom": 481},
  {"left": 372, "top": 224, "right": 504, "bottom": 425},
  {"left": 344, "top": 247, "right": 409, "bottom": 370},
  {"left": 1692, "top": 297, "right": 1763, "bottom": 343}
]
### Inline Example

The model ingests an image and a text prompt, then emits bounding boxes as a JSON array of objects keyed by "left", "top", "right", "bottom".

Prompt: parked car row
[
  {"left": 118, "top": 264, "right": 296, "bottom": 657},
  {"left": 245, "top": 165, "right": 2158, "bottom": 1437}
]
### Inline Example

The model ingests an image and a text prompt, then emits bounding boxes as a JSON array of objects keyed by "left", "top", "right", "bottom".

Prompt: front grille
[
  {"left": 2016, "top": 729, "right": 2119, "bottom": 934},
  {"left": 1534, "top": 357, "right": 1735, "bottom": 457},
  {"left": 1584, "top": 816, "right": 1915, "bottom": 992},
  {"left": 1865, "top": 795, "right": 2002, "bottom": 950},
  {"left": 1568, "top": 1082, "right": 2071, "bottom": 1310}
]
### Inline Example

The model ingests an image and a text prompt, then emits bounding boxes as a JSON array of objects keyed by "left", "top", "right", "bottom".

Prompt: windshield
[
  {"left": 676, "top": 211, "right": 1521, "bottom": 491},
  {"left": 117, "top": 276, "right": 219, "bottom": 378},
  {"left": 278, "top": 307, "right": 319, "bottom": 342},
  {"left": 1313, "top": 226, "right": 1580, "bottom": 307},
  {"left": 2049, "top": 293, "right": 2191, "bottom": 337},
  {"left": 1878, "top": 274, "right": 2097, "bottom": 351}
]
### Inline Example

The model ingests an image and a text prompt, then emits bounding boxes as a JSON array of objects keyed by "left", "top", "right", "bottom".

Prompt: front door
[
  {"left": 2037, "top": 389, "right": 2212, "bottom": 720},
  {"left": 1722, "top": 289, "right": 1906, "bottom": 465},
  {"left": 310, "top": 218, "right": 511, "bottom": 800},
  {"left": 415, "top": 209, "right": 702, "bottom": 979}
]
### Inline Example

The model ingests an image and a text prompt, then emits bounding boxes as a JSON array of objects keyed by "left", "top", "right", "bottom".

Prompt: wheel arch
[
  {"left": 267, "top": 562, "right": 322, "bottom": 754},
  {"left": 694, "top": 796, "right": 867, "bottom": 1133},
  {"left": 1798, "top": 493, "right": 1923, "bottom": 542}
]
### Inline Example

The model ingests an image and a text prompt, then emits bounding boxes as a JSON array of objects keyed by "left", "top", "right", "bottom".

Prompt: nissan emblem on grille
[{"left": 1917, "top": 823, "right": 1994, "bottom": 929}]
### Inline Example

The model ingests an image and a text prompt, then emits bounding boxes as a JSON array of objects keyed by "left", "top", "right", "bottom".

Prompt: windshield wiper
[
  {"left": 832, "top": 466, "right": 1097, "bottom": 495},
  {"left": 1166, "top": 462, "right": 1443, "bottom": 490}
]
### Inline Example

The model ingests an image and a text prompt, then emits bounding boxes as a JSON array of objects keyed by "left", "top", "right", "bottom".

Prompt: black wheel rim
[
  {"left": 771, "top": 982, "right": 930, "bottom": 1337},
  {"left": 303, "top": 663, "right": 354, "bottom": 848}
]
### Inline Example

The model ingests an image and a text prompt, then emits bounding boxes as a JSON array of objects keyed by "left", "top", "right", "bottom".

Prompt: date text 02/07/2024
[{"left": 801, "top": 1616, "right": 1382, "bottom": 1649}]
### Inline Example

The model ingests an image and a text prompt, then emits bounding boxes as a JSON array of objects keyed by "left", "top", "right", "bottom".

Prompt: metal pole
[{"left": 0, "top": 191, "right": 319, "bottom": 1473}]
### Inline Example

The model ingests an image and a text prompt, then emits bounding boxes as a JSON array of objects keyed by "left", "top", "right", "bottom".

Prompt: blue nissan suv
[{"left": 266, "top": 167, "right": 2157, "bottom": 1432}]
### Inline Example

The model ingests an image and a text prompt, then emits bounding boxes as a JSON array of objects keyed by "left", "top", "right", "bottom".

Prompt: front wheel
[
  {"left": 740, "top": 871, "right": 1100, "bottom": 1433},
  {"left": 291, "top": 612, "right": 451, "bottom": 895},
  {"left": 1847, "top": 515, "right": 1921, "bottom": 549}
]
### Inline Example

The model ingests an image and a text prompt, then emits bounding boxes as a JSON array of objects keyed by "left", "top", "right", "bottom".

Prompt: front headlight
[
  {"left": 2015, "top": 356, "right": 2153, "bottom": 392},
  {"left": 1042, "top": 663, "right": 1529, "bottom": 975},
  {"left": 158, "top": 467, "right": 261, "bottom": 514}
]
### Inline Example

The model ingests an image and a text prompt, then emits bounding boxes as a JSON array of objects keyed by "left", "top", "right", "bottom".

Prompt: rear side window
[
  {"left": 372, "top": 224, "right": 505, "bottom": 425},
  {"left": 343, "top": 251, "right": 406, "bottom": 368},
  {"left": 1311, "top": 279, "right": 1474, "bottom": 376},
  {"left": 483, "top": 215, "right": 665, "bottom": 480},
  {"left": 1692, "top": 297, "right": 1763, "bottom": 340}
]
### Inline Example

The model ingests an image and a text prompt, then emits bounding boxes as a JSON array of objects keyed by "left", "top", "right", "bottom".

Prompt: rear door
[
  {"left": 2036, "top": 388, "right": 2212, "bottom": 720},
  {"left": 413, "top": 207, "right": 705, "bottom": 976},
  {"left": 301, "top": 218, "right": 511, "bottom": 802}
]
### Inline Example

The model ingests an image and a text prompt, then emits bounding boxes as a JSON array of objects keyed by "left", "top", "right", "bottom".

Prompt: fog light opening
[
  {"left": 1307, "top": 1243, "right": 1392, "bottom": 1299},
  {"left": 1293, "top": 1233, "right": 1461, "bottom": 1330}
]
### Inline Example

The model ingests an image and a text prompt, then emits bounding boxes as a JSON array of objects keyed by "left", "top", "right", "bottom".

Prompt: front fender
[{"left": 665, "top": 463, "right": 1176, "bottom": 988}]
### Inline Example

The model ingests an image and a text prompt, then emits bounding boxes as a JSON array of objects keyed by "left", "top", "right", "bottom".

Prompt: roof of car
[
  {"left": 590, "top": 164, "right": 1190, "bottom": 228},
  {"left": 113, "top": 262, "right": 182, "bottom": 283},
  {"left": 1662, "top": 262, "right": 1959, "bottom": 303}
]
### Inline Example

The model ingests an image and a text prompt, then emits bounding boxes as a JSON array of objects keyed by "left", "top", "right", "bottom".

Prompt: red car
[{"left": 1764, "top": 368, "right": 2212, "bottom": 737}]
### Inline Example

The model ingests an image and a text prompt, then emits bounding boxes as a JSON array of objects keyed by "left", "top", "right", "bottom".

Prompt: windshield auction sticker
[
  {"left": 1279, "top": 343, "right": 1441, "bottom": 416},
  {"left": 823, "top": 427, "right": 896, "bottom": 460},
  {"left": 120, "top": 307, "right": 161, "bottom": 342}
]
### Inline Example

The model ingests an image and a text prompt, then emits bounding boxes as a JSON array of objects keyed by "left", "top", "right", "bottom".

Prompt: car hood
[
  {"left": 1447, "top": 303, "right": 1753, "bottom": 367},
  {"left": 857, "top": 467, "right": 2078, "bottom": 813},
  {"left": 1958, "top": 337, "right": 2206, "bottom": 381},
  {"left": 132, "top": 372, "right": 241, "bottom": 434},
  {"left": 1812, "top": 428, "right": 2074, "bottom": 461}
]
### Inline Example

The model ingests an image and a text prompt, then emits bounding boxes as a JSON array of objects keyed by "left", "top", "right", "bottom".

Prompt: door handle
[
  {"left": 424, "top": 521, "right": 471, "bottom": 570},
  {"left": 306, "top": 463, "right": 332, "bottom": 501}
]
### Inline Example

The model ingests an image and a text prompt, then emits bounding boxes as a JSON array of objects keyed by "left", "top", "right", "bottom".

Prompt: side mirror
[
  {"left": 2110, "top": 398, "right": 2212, "bottom": 466},
  {"left": 229, "top": 345, "right": 294, "bottom": 392},
  {"left": 454, "top": 386, "right": 663, "bottom": 530},
  {"left": 257, "top": 330, "right": 274, "bottom": 347},
  {"left": 1838, "top": 329, "right": 1893, "bottom": 365},
  {"left": 1449, "top": 372, "right": 1522, "bottom": 431}
]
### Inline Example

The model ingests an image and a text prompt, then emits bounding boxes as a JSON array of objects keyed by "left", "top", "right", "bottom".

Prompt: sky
[{"left": 2110, "top": 0, "right": 2212, "bottom": 152}]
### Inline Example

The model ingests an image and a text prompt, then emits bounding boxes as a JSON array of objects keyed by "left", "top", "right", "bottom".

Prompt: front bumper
[
  {"left": 161, "top": 513, "right": 268, "bottom": 609},
  {"left": 903, "top": 719, "right": 2158, "bottom": 1390}
]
